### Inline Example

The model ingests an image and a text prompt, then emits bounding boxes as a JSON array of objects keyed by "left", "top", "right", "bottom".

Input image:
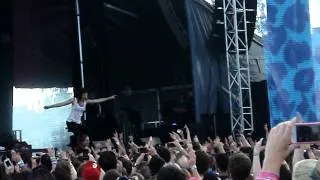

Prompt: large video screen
[{"left": 13, "top": 87, "right": 74, "bottom": 149}]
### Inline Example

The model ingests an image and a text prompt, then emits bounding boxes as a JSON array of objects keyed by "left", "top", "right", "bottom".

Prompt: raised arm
[
  {"left": 86, "top": 95, "right": 116, "bottom": 104},
  {"left": 44, "top": 98, "right": 73, "bottom": 109},
  {"left": 252, "top": 138, "right": 263, "bottom": 177},
  {"left": 264, "top": 123, "right": 269, "bottom": 139},
  {"left": 239, "top": 134, "right": 251, "bottom": 148},
  {"left": 257, "top": 117, "right": 297, "bottom": 180}
]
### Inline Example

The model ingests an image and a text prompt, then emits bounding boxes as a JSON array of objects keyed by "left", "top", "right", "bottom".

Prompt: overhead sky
[{"left": 309, "top": 0, "right": 320, "bottom": 28}]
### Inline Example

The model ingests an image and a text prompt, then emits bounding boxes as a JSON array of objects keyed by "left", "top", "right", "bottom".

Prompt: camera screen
[
  {"left": 5, "top": 160, "right": 11, "bottom": 167},
  {"left": 296, "top": 124, "right": 320, "bottom": 142}
]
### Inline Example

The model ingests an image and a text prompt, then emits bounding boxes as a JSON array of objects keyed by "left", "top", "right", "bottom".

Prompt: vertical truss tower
[{"left": 222, "top": 0, "right": 254, "bottom": 133}]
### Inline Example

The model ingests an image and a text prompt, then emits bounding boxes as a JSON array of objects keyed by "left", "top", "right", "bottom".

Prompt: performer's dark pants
[
  {"left": 66, "top": 122, "right": 82, "bottom": 134},
  {"left": 66, "top": 122, "right": 80, "bottom": 147},
  {"left": 66, "top": 121, "right": 92, "bottom": 147}
]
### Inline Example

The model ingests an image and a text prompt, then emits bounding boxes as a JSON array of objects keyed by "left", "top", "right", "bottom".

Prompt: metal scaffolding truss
[{"left": 222, "top": 0, "right": 254, "bottom": 133}]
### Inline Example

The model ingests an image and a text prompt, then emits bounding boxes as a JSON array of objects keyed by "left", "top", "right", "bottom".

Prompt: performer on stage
[{"left": 44, "top": 88, "right": 116, "bottom": 136}]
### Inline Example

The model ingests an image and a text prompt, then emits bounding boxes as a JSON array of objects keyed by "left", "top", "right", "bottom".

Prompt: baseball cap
[{"left": 81, "top": 161, "right": 102, "bottom": 180}]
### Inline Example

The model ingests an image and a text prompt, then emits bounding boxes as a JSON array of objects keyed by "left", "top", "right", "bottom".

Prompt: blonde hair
[{"left": 293, "top": 159, "right": 317, "bottom": 180}]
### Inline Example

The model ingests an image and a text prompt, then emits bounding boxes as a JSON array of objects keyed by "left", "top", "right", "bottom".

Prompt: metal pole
[
  {"left": 155, "top": 90, "right": 161, "bottom": 122},
  {"left": 213, "top": 114, "right": 217, "bottom": 137},
  {"left": 75, "top": 0, "right": 86, "bottom": 120},
  {"left": 75, "top": 0, "right": 85, "bottom": 88}
]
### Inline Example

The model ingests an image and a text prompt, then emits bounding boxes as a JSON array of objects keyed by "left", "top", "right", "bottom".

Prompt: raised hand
[
  {"left": 239, "top": 134, "right": 251, "bottom": 147},
  {"left": 113, "top": 132, "right": 120, "bottom": 145},
  {"left": 254, "top": 138, "right": 265, "bottom": 155},
  {"left": 263, "top": 117, "right": 297, "bottom": 174},
  {"left": 84, "top": 146, "right": 92, "bottom": 154},
  {"left": 47, "top": 147, "right": 55, "bottom": 158},
  {"left": 135, "top": 153, "right": 146, "bottom": 167},
  {"left": 214, "top": 137, "right": 225, "bottom": 153},
  {"left": 119, "top": 132, "right": 124, "bottom": 141},
  {"left": 87, "top": 153, "right": 96, "bottom": 162},
  {"left": 169, "top": 132, "right": 177, "bottom": 141},
  {"left": 228, "top": 135, "right": 234, "bottom": 143},
  {"left": 215, "top": 136, "right": 221, "bottom": 143},
  {"left": 264, "top": 123, "right": 269, "bottom": 132},
  {"left": 113, "top": 131, "right": 118, "bottom": 138},
  {"left": 207, "top": 137, "right": 214, "bottom": 144},
  {"left": 224, "top": 137, "right": 228, "bottom": 145},
  {"left": 188, "top": 149, "right": 201, "bottom": 178},
  {"left": 60, "top": 151, "right": 68, "bottom": 160},
  {"left": 110, "top": 95, "right": 117, "bottom": 100},
  {"left": 184, "top": 124, "right": 192, "bottom": 143},
  {"left": 128, "top": 135, "right": 134, "bottom": 144},
  {"left": 188, "top": 150, "right": 197, "bottom": 166},
  {"left": 193, "top": 135, "right": 199, "bottom": 143},
  {"left": 148, "top": 146, "right": 157, "bottom": 156},
  {"left": 147, "top": 136, "right": 153, "bottom": 147},
  {"left": 172, "top": 140, "right": 183, "bottom": 150},
  {"left": 214, "top": 138, "right": 222, "bottom": 145},
  {"left": 177, "top": 129, "right": 185, "bottom": 139},
  {"left": 106, "top": 139, "right": 112, "bottom": 151}
]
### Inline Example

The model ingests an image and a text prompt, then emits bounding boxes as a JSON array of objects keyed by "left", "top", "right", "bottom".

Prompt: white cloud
[{"left": 310, "top": 0, "right": 320, "bottom": 28}]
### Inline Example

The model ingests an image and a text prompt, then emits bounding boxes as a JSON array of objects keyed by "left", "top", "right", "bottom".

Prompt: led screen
[{"left": 13, "top": 87, "right": 73, "bottom": 149}]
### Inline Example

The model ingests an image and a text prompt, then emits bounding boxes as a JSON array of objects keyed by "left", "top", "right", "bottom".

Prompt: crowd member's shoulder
[
  {"left": 0, "top": 164, "right": 11, "bottom": 180},
  {"left": 12, "top": 171, "right": 33, "bottom": 180},
  {"left": 157, "top": 165, "right": 187, "bottom": 180},
  {"left": 218, "top": 174, "right": 229, "bottom": 180},
  {"left": 103, "top": 169, "right": 121, "bottom": 180},
  {"left": 203, "top": 172, "right": 220, "bottom": 180},
  {"left": 195, "top": 151, "right": 211, "bottom": 176}
]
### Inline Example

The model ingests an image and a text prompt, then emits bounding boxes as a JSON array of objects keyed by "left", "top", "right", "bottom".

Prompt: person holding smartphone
[{"left": 257, "top": 117, "right": 297, "bottom": 179}]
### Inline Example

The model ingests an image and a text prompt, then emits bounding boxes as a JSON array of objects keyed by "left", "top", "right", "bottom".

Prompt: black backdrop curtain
[
  {"left": 185, "top": 0, "right": 228, "bottom": 122},
  {"left": 0, "top": 0, "right": 13, "bottom": 135},
  {"left": 13, "top": 0, "right": 77, "bottom": 88},
  {"left": 78, "top": 0, "right": 193, "bottom": 139}
]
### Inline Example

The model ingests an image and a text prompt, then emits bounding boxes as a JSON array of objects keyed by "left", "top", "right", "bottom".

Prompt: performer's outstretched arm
[
  {"left": 44, "top": 98, "right": 73, "bottom": 109},
  {"left": 87, "top": 95, "right": 117, "bottom": 104}
]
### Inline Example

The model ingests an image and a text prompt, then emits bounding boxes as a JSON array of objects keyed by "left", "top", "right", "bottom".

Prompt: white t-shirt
[{"left": 67, "top": 98, "right": 86, "bottom": 124}]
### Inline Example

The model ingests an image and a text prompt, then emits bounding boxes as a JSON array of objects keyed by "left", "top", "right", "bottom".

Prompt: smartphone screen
[
  {"left": 167, "top": 143, "right": 176, "bottom": 148},
  {"left": 139, "top": 147, "right": 148, "bottom": 153},
  {"left": 5, "top": 160, "right": 11, "bottom": 167},
  {"left": 293, "top": 123, "right": 320, "bottom": 143},
  {"left": 4, "top": 159, "right": 12, "bottom": 168}
]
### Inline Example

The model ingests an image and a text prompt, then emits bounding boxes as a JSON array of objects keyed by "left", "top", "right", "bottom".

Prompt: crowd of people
[{"left": 1, "top": 116, "right": 320, "bottom": 180}]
